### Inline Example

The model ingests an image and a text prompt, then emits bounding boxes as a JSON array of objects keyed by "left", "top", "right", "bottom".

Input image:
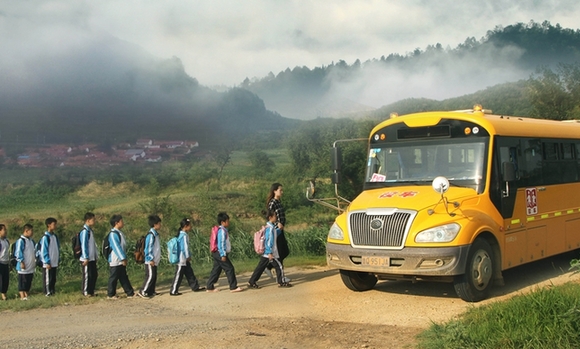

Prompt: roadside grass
[{"left": 416, "top": 282, "right": 580, "bottom": 349}]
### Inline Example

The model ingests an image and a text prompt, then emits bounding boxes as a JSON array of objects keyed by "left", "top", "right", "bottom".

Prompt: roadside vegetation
[{"left": 416, "top": 282, "right": 580, "bottom": 349}]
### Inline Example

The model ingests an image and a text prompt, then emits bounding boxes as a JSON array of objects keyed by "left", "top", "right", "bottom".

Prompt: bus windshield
[{"left": 364, "top": 140, "right": 487, "bottom": 191}]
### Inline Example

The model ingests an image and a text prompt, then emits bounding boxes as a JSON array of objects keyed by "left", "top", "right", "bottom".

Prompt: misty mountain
[
  {"left": 0, "top": 33, "right": 296, "bottom": 147},
  {"left": 242, "top": 21, "right": 580, "bottom": 120}
]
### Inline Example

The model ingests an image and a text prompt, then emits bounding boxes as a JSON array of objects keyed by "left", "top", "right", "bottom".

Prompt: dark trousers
[
  {"left": 18, "top": 273, "right": 33, "bottom": 292},
  {"left": 0, "top": 263, "right": 9, "bottom": 294},
  {"left": 140, "top": 264, "right": 157, "bottom": 296},
  {"left": 42, "top": 267, "right": 58, "bottom": 295},
  {"left": 170, "top": 261, "right": 201, "bottom": 294},
  {"left": 206, "top": 252, "right": 238, "bottom": 290},
  {"left": 81, "top": 261, "right": 98, "bottom": 296},
  {"left": 108, "top": 265, "right": 134, "bottom": 297},
  {"left": 249, "top": 256, "right": 285, "bottom": 285}
]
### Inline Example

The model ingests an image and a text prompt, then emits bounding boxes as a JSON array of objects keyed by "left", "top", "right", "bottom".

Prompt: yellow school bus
[{"left": 320, "top": 106, "right": 580, "bottom": 302}]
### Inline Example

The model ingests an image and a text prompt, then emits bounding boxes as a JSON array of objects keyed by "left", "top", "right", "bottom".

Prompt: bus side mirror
[
  {"left": 332, "top": 147, "right": 342, "bottom": 172},
  {"left": 502, "top": 162, "right": 516, "bottom": 182},
  {"left": 331, "top": 172, "right": 341, "bottom": 184}
]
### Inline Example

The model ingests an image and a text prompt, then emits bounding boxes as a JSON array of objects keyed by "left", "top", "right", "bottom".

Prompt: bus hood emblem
[{"left": 370, "top": 218, "right": 384, "bottom": 230}]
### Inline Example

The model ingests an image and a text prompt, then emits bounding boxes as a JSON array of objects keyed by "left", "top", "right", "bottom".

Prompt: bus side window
[
  {"left": 521, "top": 138, "right": 542, "bottom": 186},
  {"left": 561, "top": 143, "right": 578, "bottom": 182}
]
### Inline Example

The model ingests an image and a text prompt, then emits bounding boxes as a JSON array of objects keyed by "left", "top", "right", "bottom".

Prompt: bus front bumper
[{"left": 326, "top": 243, "right": 470, "bottom": 279}]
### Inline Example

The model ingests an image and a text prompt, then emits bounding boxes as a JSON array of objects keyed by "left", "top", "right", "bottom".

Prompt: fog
[
  {"left": 1, "top": 0, "right": 580, "bottom": 122},
  {"left": 326, "top": 44, "right": 528, "bottom": 108}
]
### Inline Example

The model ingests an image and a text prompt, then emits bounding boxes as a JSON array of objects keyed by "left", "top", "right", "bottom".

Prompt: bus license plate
[{"left": 362, "top": 256, "right": 389, "bottom": 266}]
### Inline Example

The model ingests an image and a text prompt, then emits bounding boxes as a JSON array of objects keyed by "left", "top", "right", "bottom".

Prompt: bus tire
[
  {"left": 453, "top": 238, "right": 494, "bottom": 302},
  {"left": 340, "top": 269, "right": 378, "bottom": 291}
]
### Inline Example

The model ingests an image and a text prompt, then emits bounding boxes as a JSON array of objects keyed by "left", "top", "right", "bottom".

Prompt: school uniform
[
  {"left": 15, "top": 235, "right": 35, "bottom": 292},
  {"left": 0, "top": 237, "right": 10, "bottom": 294},
  {"left": 268, "top": 198, "right": 289, "bottom": 262},
  {"left": 206, "top": 225, "right": 238, "bottom": 291},
  {"left": 249, "top": 222, "right": 287, "bottom": 286},
  {"left": 107, "top": 229, "right": 134, "bottom": 297},
  {"left": 140, "top": 229, "right": 160, "bottom": 297},
  {"left": 170, "top": 230, "right": 203, "bottom": 295},
  {"left": 40, "top": 232, "right": 61, "bottom": 296},
  {"left": 79, "top": 224, "right": 98, "bottom": 296}
]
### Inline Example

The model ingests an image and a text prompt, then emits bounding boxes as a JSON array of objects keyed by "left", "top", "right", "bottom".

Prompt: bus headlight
[
  {"left": 328, "top": 223, "right": 344, "bottom": 240},
  {"left": 415, "top": 223, "right": 460, "bottom": 243}
]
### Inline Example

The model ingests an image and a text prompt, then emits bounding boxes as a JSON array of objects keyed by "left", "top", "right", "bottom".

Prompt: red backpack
[{"left": 209, "top": 226, "right": 219, "bottom": 253}]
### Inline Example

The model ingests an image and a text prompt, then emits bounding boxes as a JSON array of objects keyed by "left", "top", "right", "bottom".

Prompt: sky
[{"left": 2, "top": 0, "right": 579, "bottom": 88}]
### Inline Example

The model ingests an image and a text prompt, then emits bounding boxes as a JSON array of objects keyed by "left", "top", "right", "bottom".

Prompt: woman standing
[{"left": 267, "top": 183, "right": 290, "bottom": 265}]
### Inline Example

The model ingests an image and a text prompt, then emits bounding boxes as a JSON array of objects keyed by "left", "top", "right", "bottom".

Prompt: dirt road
[{"left": 2, "top": 251, "right": 580, "bottom": 349}]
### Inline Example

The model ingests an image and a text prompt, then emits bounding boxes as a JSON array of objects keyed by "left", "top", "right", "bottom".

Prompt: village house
[{"left": 11, "top": 138, "right": 199, "bottom": 168}]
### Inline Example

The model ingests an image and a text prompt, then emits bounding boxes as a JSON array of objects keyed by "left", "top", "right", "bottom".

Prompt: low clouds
[
  {"left": 5, "top": 0, "right": 579, "bottom": 85},
  {"left": 1, "top": 0, "right": 579, "bottom": 116}
]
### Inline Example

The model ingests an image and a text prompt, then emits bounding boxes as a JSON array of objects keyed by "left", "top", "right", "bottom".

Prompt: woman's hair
[
  {"left": 261, "top": 209, "right": 276, "bottom": 220},
  {"left": 177, "top": 218, "right": 191, "bottom": 236},
  {"left": 266, "top": 182, "right": 283, "bottom": 206}
]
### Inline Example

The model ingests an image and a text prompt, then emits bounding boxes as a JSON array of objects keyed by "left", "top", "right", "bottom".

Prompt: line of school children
[{"left": 0, "top": 208, "right": 292, "bottom": 301}]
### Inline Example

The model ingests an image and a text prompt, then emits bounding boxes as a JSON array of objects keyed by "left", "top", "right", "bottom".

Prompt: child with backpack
[
  {"left": 39, "top": 217, "right": 61, "bottom": 296},
  {"left": 206, "top": 212, "right": 243, "bottom": 293},
  {"left": 79, "top": 212, "right": 98, "bottom": 297},
  {"left": 106, "top": 215, "right": 135, "bottom": 299},
  {"left": 138, "top": 215, "right": 162, "bottom": 298},
  {"left": 0, "top": 224, "right": 9, "bottom": 300},
  {"left": 15, "top": 224, "right": 35, "bottom": 300},
  {"left": 169, "top": 218, "right": 205, "bottom": 295},
  {"left": 248, "top": 209, "right": 292, "bottom": 289}
]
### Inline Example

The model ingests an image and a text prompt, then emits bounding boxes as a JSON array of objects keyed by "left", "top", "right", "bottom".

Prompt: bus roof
[{"left": 376, "top": 110, "right": 580, "bottom": 140}]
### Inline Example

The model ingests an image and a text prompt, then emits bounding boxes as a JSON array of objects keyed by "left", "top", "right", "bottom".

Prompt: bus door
[{"left": 494, "top": 138, "right": 530, "bottom": 269}]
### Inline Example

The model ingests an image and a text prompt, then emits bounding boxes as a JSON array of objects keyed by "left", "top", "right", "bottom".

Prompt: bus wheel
[
  {"left": 340, "top": 270, "right": 378, "bottom": 291},
  {"left": 453, "top": 239, "right": 494, "bottom": 302}
]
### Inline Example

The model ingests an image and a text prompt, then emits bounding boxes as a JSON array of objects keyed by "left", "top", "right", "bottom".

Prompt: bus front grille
[{"left": 349, "top": 211, "right": 413, "bottom": 248}]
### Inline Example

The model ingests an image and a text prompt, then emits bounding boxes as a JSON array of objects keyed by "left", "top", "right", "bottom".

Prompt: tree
[
  {"left": 528, "top": 63, "right": 580, "bottom": 120},
  {"left": 285, "top": 118, "right": 372, "bottom": 200},
  {"left": 212, "top": 145, "right": 233, "bottom": 189},
  {"left": 247, "top": 150, "right": 275, "bottom": 178}
]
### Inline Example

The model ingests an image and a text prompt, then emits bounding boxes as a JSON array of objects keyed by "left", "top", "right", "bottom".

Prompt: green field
[{"left": 0, "top": 148, "right": 332, "bottom": 307}]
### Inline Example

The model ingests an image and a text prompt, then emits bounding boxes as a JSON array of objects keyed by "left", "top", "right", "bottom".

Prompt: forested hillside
[
  {"left": 0, "top": 34, "right": 297, "bottom": 147},
  {"left": 243, "top": 21, "right": 580, "bottom": 119},
  {"left": 1, "top": 21, "right": 578, "bottom": 149},
  {"left": 372, "top": 80, "right": 532, "bottom": 118}
]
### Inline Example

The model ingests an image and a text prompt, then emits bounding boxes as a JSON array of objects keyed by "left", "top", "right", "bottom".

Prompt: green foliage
[
  {"left": 416, "top": 283, "right": 580, "bottom": 349},
  {"left": 247, "top": 150, "right": 275, "bottom": 177},
  {"left": 285, "top": 118, "right": 370, "bottom": 200},
  {"left": 372, "top": 80, "right": 533, "bottom": 119},
  {"left": 0, "top": 181, "right": 75, "bottom": 211},
  {"left": 138, "top": 195, "right": 177, "bottom": 222},
  {"left": 528, "top": 63, "right": 580, "bottom": 120}
]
